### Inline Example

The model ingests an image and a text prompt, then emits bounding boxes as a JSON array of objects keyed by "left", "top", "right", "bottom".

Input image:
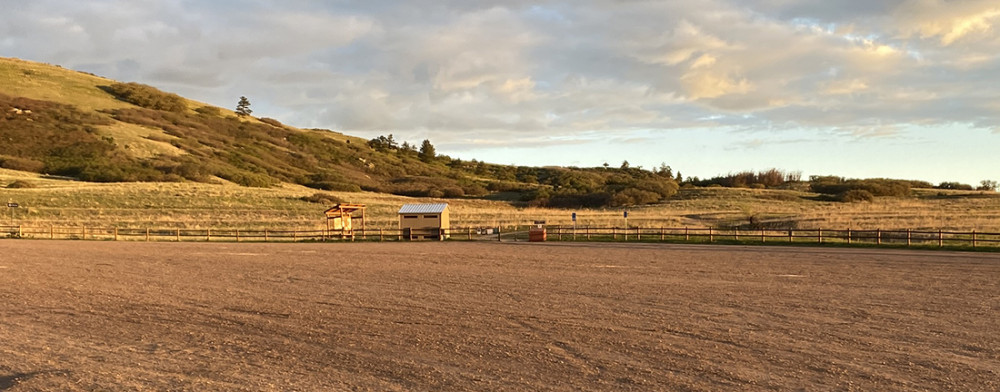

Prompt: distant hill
[{"left": 0, "top": 57, "right": 680, "bottom": 208}]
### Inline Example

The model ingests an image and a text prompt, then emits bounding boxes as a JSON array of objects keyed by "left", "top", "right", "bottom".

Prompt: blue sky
[{"left": 2, "top": 1, "right": 998, "bottom": 185}]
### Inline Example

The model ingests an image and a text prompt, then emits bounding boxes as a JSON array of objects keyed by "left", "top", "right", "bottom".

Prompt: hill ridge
[{"left": 0, "top": 57, "right": 681, "bottom": 208}]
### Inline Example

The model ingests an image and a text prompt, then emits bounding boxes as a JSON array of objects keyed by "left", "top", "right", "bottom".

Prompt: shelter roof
[
  {"left": 398, "top": 203, "right": 449, "bottom": 214},
  {"left": 324, "top": 203, "right": 366, "bottom": 215}
]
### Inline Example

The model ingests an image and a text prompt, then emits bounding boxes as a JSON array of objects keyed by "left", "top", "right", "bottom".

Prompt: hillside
[{"left": 0, "top": 57, "right": 681, "bottom": 208}]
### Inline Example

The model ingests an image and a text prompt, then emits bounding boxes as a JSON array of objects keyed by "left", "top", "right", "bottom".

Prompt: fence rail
[
  {"left": 542, "top": 226, "right": 999, "bottom": 248},
  {"left": 2, "top": 224, "right": 998, "bottom": 249}
]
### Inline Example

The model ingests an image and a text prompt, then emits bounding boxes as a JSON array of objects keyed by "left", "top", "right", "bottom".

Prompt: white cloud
[{"left": 1, "top": 0, "right": 999, "bottom": 145}]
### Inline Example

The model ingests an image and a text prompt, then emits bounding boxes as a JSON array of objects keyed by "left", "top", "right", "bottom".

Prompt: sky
[{"left": 2, "top": 0, "right": 998, "bottom": 185}]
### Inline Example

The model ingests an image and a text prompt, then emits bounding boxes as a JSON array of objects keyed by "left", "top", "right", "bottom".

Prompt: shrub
[
  {"left": 305, "top": 181, "right": 362, "bottom": 192},
  {"left": 104, "top": 83, "right": 187, "bottom": 112},
  {"left": 0, "top": 155, "right": 45, "bottom": 172},
  {"left": 259, "top": 117, "right": 283, "bottom": 128},
  {"left": 219, "top": 171, "right": 274, "bottom": 188},
  {"left": 6, "top": 180, "right": 36, "bottom": 189},
  {"left": 936, "top": 182, "right": 974, "bottom": 190},
  {"left": 300, "top": 192, "right": 343, "bottom": 205},
  {"left": 195, "top": 106, "right": 222, "bottom": 116},
  {"left": 441, "top": 186, "right": 465, "bottom": 198},
  {"left": 839, "top": 189, "right": 875, "bottom": 202},
  {"left": 810, "top": 177, "right": 911, "bottom": 197}
]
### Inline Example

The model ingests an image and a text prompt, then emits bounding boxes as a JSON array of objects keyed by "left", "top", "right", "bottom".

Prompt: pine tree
[
  {"left": 235, "top": 96, "right": 252, "bottom": 117},
  {"left": 418, "top": 139, "right": 436, "bottom": 163}
]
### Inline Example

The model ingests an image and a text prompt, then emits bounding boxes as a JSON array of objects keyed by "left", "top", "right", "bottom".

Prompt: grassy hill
[
  {"left": 0, "top": 57, "right": 681, "bottom": 208},
  {"left": 2, "top": 57, "right": 998, "bottom": 231}
]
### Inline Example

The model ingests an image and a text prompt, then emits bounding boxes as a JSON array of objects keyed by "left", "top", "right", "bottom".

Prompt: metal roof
[{"left": 398, "top": 203, "right": 449, "bottom": 214}]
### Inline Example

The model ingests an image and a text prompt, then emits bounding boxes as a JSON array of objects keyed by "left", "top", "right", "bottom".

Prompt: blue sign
[
  {"left": 572, "top": 212, "right": 577, "bottom": 221},
  {"left": 624, "top": 211, "right": 628, "bottom": 218}
]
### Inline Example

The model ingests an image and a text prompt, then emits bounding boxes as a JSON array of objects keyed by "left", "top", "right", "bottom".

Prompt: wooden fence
[
  {"left": 541, "top": 226, "right": 1000, "bottom": 249},
  {"left": 2, "top": 224, "right": 998, "bottom": 249}
]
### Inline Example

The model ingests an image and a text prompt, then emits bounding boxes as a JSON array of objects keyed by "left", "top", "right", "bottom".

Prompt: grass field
[
  {"left": 3, "top": 168, "right": 1000, "bottom": 232},
  {"left": 1, "top": 241, "right": 998, "bottom": 391}
]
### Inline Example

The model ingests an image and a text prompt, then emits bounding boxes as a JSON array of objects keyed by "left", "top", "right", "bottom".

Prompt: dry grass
[{"left": 2, "top": 169, "right": 999, "bottom": 232}]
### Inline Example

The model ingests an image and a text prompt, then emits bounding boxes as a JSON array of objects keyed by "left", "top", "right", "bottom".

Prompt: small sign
[
  {"left": 533, "top": 220, "right": 546, "bottom": 225},
  {"left": 624, "top": 211, "right": 628, "bottom": 218},
  {"left": 6, "top": 203, "right": 18, "bottom": 208},
  {"left": 572, "top": 212, "right": 577, "bottom": 222}
]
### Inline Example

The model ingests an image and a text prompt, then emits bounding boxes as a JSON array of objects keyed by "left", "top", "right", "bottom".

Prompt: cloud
[
  {"left": 893, "top": 0, "right": 1000, "bottom": 45},
  {"left": 1, "top": 0, "right": 998, "bottom": 146}
]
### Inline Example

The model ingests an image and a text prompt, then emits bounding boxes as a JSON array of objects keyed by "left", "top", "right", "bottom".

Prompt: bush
[
  {"left": 259, "top": 117, "right": 283, "bottom": 128},
  {"left": 104, "top": 83, "right": 187, "bottom": 112},
  {"left": 441, "top": 186, "right": 465, "bottom": 198},
  {"left": 6, "top": 180, "right": 36, "bottom": 189},
  {"left": 936, "top": 182, "right": 974, "bottom": 190},
  {"left": 300, "top": 192, "right": 343, "bottom": 205},
  {"left": 810, "top": 177, "right": 911, "bottom": 197},
  {"left": 0, "top": 155, "right": 46, "bottom": 172},
  {"left": 219, "top": 171, "right": 274, "bottom": 188},
  {"left": 305, "top": 181, "right": 362, "bottom": 192},
  {"left": 194, "top": 106, "right": 222, "bottom": 116},
  {"left": 839, "top": 189, "right": 875, "bottom": 202}
]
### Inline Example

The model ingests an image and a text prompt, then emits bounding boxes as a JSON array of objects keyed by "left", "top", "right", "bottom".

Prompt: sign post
[
  {"left": 7, "top": 202, "right": 19, "bottom": 226},
  {"left": 572, "top": 212, "right": 577, "bottom": 240},
  {"left": 624, "top": 210, "right": 629, "bottom": 228}
]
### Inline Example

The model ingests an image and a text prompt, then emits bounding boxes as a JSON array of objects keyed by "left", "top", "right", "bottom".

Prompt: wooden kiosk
[{"left": 324, "top": 203, "right": 366, "bottom": 238}]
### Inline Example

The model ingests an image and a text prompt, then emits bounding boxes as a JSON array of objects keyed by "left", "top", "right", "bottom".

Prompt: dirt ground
[{"left": 0, "top": 241, "right": 998, "bottom": 391}]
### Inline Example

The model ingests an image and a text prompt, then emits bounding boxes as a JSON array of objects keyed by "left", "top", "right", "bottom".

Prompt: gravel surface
[{"left": 1, "top": 240, "right": 998, "bottom": 391}]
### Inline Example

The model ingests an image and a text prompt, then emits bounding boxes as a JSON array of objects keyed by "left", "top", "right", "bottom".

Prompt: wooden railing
[
  {"left": 541, "top": 226, "right": 1000, "bottom": 248},
  {"left": 0, "top": 225, "right": 499, "bottom": 242},
  {"left": 2, "top": 224, "right": 997, "bottom": 249}
]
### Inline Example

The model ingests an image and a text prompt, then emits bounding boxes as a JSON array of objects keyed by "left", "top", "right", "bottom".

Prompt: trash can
[{"left": 529, "top": 220, "right": 546, "bottom": 242}]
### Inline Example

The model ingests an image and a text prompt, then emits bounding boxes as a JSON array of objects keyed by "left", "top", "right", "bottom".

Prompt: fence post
[
  {"left": 938, "top": 230, "right": 943, "bottom": 247},
  {"left": 114, "top": 227, "right": 118, "bottom": 241},
  {"left": 847, "top": 228, "right": 852, "bottom": 244},
  {"left": 734, "top": 227, "right": 739, "bottom": 241},
  {"left": 83, "top": 227, "right": 87, "bottom": 240},
  {"left": 176, "top": 229, "right": 180, "bottom": 242},
  {"left": 818, "top": 228, "right": 823, "bottom": 244},
  {"left": 146, "top": 228, "right": 150, "bottom": 242},
  {"left": 586, "top": 226, "right": 591, "bottom": 240},
  {"left": 660, "top": 227, "right": 665, "bottom": 241},
  {"left": 50, "top": 225, "right": 54, "bottom": 239},
  {"left": 236, "top": 229, "right": 240, "bottom": 242},
  {"left": 972, "top": 230, "right": 977, "bottom": 248},
  {"left": 613, "top": 227, "right": 618, "bottom": 240},
  {"left": 685, "top": 227, "right": 689, "bottom": 241},
  {"left": 293, "top": 230, "right": 297, "bottom": 242},
  {"left": 18, "top": 225, "right": 22, "bottom": 238},
  {"left": 468, "top": 228, "right": 472, "bottom": 241},
  {"left": 788, "top": 229, "right": 793, "bottom": 242},
  {"left": 761, "top": 228, "right": 765, "bottom": 243},
  {"left": 497, "top": 226, "right": 502, "bottom": 242},
  {"left": 207, "top": 229, "right": 211, "bottom": 242},
  {"left": 877, "top": 229, "right": 881, "bottom": 245},
  {"left": 264, "top": 229, "right": 269, "bottom": 242},
  {"left": 907, "top": 229, "right": 911, "bottom": 247},
  {"left": 709, "top": 227, "right": 714, "bottom": 242}
]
